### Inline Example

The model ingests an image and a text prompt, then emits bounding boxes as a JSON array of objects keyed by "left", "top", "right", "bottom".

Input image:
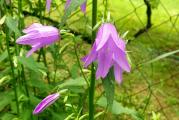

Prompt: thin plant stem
[
  {"left": 17, "top": 0, "right": 30, "bottom": 98},
  {"left": 89, "top": 0, "right": 97, "bottom": 120},
  {"left": 4, "top": 2, "right": 20, "bottom": 116},
  {"left": 5, "top": 26, "right": 20, "bottom": 116},
  {"left": 104, "top": 0, "right": 108, "bottom": 19},
  {"left": 38, "top": 0, "right": 51, "bottom": 84},
  {"left": 73, "top": 37, "right": 89, "bottom": 87}
]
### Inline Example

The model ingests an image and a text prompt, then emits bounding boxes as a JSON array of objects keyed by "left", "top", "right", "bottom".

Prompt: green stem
[
  {"left": 89, "top": 0, "right": 97, "bottom": 120},
  {"left": 41, "top": 48, "right": 51, "bottom": 84},
  {"left": 38, "top": 0, "right": 51, "bottom": 84},
  {"left": 5, "top": 26, "right": 20, "bottom": 116},
  {"left": 17, "top": 0, "right": 30, "bottom": 99},
  {"left": 4, "top": 2, "right": 20, "bottom": 116},
  {"left": 73, "top": 38, "right": 89, "bottom": 87},
  {"left": 104, "top": 0, "right": 108, "bottom": 19}
]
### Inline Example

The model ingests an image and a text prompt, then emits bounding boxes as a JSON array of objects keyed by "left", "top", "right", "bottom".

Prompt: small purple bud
[
  {"left": 33, "top": 93, "right": 60, "bottom": 114},
  {"left": 16, "top": 23, "right": 60, "bottom": 57},
  {"left": 46, "top": 0, "right": 52, "bottom": 12},
  {"left": 65, "top": 0, "right": 87, "bottom": 13}
]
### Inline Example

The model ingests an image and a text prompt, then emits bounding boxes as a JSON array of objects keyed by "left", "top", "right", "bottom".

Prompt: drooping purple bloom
[
  {"left": 65, "top": 0, "right": 87, "bottom": 13},
  {"left": 33, "top": 93, "right": 60, "bottom": 114},
  {"left": 16, "top": 23, "right": 60, "bottom": 57},
  {"left": 82, "top": 23, "right": 131, "bottom": 84},
  {"left": 46, "top": 0, "right": 52, "bottom": 12}
]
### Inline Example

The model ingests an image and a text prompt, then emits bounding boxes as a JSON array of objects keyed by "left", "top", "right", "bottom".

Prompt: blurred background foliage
[{"left": 0, "top": 0, "right": 179, "bottom": 120}]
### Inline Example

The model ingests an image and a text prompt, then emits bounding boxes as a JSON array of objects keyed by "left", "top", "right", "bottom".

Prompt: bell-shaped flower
[
  {"left": 33, "top": 93, "right": 60, "bottom": 114},
  {"left": 82, "top": 23, "right": 131, "bottom": 84},
  {"left": 46, "top": 0, "right": 52, "bottom": 12},
  {"left": 16, "top": 23, "right": 60, "bottom": 57},
  {"left": 65, "top": 0, "right": 87, "bottom": 13}
]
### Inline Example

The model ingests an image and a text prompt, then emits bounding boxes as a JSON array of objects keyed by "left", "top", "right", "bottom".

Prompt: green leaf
[
  {"left": 28, "top": 71, "right": 52, "bottom": 92},
  {"left": 70, "top": 63, "right": 79, "bottom": 79},
  {"left": 59, "top": 41, "right": 73, "bottom": 54},
  {"left": 5, "top": 16, "right": 20, "bottom": 35},
  {"left": 102, "top": 69, "right": 115, "bottom": 110},
  {"left": 61, "top": 0, "right": 86, "bottom": 25},
  {"left": 0, "top": 50, "right": 8, "bottom": 63},
  {"left": 0, "top": 91, "right": 14, "bottom": 111},
  {"left": 51, "top": 112, "right": 67, "bottom": 120},
  {"left": 17, "top": 56, "right": 47, "bottom": 72},
  {"left": 97, "top": 97, "right": 143, "bottom": 120},
  {"left": 145, "top": 49, "right": 179, "bottom": 64},
  {"left": 0, "top": 15, "right": 6, "bottom": 25},
  {"left": 58, "top": 77, "right": 86, "bottom": 88},
  {"left": 0, "top": 75, "right": 10, "bottom": 86},
  {"left": 1, "top": 113, "right": 15, "bottom": 120}
]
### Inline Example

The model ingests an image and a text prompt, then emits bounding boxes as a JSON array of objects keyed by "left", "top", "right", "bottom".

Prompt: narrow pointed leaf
[{"left": 145, "top": 49, "right": 179, "bottom": 64}]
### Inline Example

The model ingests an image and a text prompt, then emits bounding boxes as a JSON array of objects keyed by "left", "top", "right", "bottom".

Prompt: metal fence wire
[
  {"left": 1, "top": 0, "right": 179, "bottom": 119},
  {"left": 111, "top": 0, "right": 179, "bottom": 119},
  {"left": 25, "top": 0, "right": 179, "bottom": 119}
]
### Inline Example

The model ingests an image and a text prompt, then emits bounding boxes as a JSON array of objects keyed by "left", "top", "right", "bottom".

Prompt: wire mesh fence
[
  {"left": 110, "top": 0, "right": 179, "bottom": 119},
  {"left": 0, "top": 0, "right": 179, "bottom": 119}
]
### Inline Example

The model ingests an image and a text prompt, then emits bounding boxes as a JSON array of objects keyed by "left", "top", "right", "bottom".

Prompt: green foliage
[
  {"left": 145, "top": 49, "right": 179, "bottom": 64},
  {"left": 0, "top": 0, "right": 179, "bottom": 119},
  {"left": 5, "top": 16, "right": 20, "bottom": 35},
  {"left": 0, "top": 50, "right": 8, "bottom": 63},
  {"left": 97, "top": 97, "right": 143, "bottom": 120},
  {"left": 17, "top": 56, "right": 47, "bottom": 73},
  {"left": 0, "top": 91, "right": 14, "bottom": 111},
  {"left": 152, "top": 111, "right": 161, "bottom": 120},
  {"left": 102, "top": 69, "right": 115, "bottom": 110},
  {"left": 0, "top": 15, "right": 6, "bottom": 25},
  {"left": 58, "top": 77, "right": 87, "bottom": 89}
]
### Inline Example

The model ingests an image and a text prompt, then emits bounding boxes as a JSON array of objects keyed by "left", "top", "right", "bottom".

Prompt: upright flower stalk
[
  {"left": 4, "top": 3, "right": 19, "bottom": 115},
  {"left": 89, "top": 0, "right": 97, "bottom": 120}
]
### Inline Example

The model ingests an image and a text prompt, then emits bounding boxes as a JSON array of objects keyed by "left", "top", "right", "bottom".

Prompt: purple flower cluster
[{"left": 16, "top": 0, "right": 131, "bottom": 116}]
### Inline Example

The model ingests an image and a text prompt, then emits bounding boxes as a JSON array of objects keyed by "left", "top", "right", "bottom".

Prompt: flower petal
[
  {"left": 26, "top": 43, "right": 42, "bottom": 57},
  {"left": 83, "top": 44, "right": 97, "bottom": 68},
  {"left": 16, "top": 32, "right": 41, "bottom": 45},
  {"left": 23, "top": 23, "right": 43, "bottom": 33},
  {"left": 96, "top": 24, "right": 110, "bottom": 51},
  {"left": 113, "top": 49, "right": 131, "bottom": 72},
  {"left": 114, "top": 63, "right": 123, "bottom": 84},
  {"left": 96, "top": 45, "right": 112, "bottom": 79}
]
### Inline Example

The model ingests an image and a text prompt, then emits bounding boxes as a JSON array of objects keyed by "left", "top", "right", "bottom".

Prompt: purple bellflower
[
  {"left": 33, "top": 93, "right": 60, "bottom": 114},
  {"left": 65, "top": 0, "right": 87, "bottom": 13},
  {"left": 46, "top": 0, "right": 52, "bottom": 12},
  {"left": 82, "top": 23, "right": 131, "bottom": 84},
  {"left": 16, "top": 23, "right": 60, "bottom": 57}
]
